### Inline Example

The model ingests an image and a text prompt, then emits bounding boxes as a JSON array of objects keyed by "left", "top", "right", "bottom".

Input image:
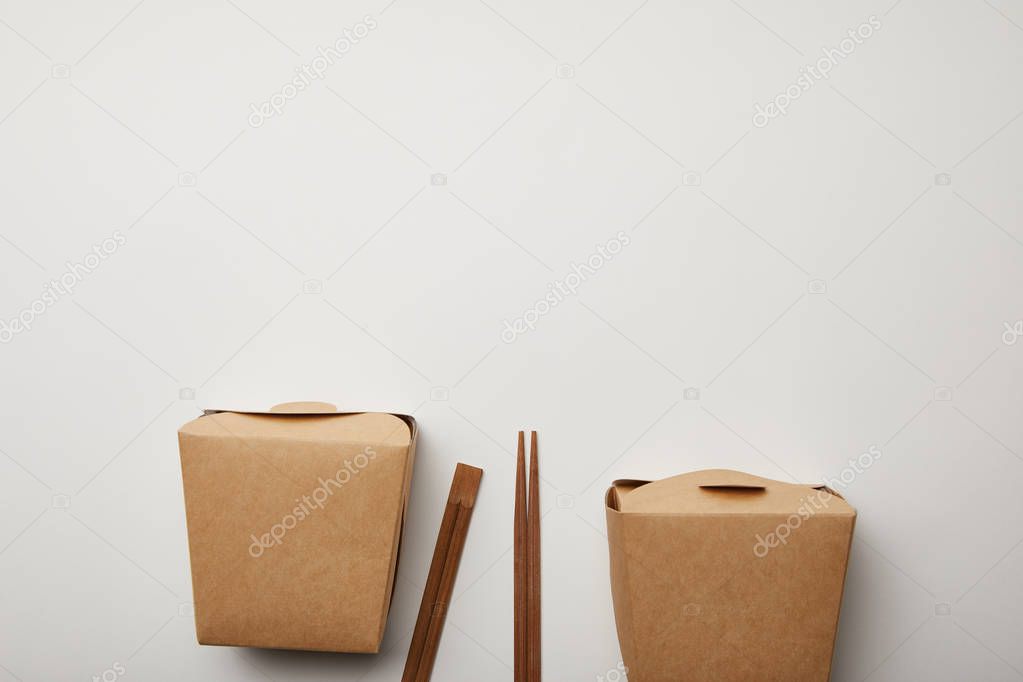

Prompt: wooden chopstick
[
  {"left": 402, "top": 463, "right": 483, "bottom": 682},
  {"left": 514, "top": 432, "right": 528, "bottom": 682},
  {"left": 515, "top": 431, "right": 542, "bottom": 682},
  {"left": 401, "top": 485, "right": 458, "bottom": 682},
  {"left": 527, "top": 431, "right": 541, "bottom": 682}
]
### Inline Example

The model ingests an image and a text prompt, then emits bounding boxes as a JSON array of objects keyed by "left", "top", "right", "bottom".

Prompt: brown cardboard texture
[
  {"left": 178, "top": 402, "right": 417, "bottom": 653},
  {"left": 605, "top": 469, "right": 855, "bottom": 682}
]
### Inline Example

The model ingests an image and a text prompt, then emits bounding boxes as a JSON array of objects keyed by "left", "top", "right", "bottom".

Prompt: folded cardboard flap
[
  {"left": 605, "top": 479, "right": 648, "bottom": 512},
  {"left": 196, "top": 405, "right": 417, "bottom": 452},
  {"left": 268, "top": 401, "right": 337, "bottom": 413},
  {"left": 612, "top": 469, "right": 854, "bottom": 516},
  {"left": 178, "top": 403, "right": 418, "bottom": 654},
  {"left": 694, "top": 469, "right": 770, "bottom": 488},
  {"left": 699, "top": 483, "right": 765, "bottom": 489}
]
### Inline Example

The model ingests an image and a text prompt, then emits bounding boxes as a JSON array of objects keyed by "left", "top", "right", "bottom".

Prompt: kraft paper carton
[
  {"left": 178, "top": 401, "right": 417, "bottom": 653},
  {"left": 605, "top": 469, "right": 855, "bottom": 682}
]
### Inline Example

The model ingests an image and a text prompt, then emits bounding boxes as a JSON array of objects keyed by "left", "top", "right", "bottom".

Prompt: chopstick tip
[{"left": 451, "top": 463, "right": 483, "bottom": 507}]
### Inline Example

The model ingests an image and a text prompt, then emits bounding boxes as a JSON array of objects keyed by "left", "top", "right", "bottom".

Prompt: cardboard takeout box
[
  {"left": 605, "top": 469, "right": 855, "bottom": 682},
  {"left": 177, "top": 402, "right": 417, "bottom": 653}
]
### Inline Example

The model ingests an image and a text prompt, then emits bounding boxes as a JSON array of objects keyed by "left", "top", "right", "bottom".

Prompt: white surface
[{"left": 1, "top": 1, "right": 1022, "bottom": 680}]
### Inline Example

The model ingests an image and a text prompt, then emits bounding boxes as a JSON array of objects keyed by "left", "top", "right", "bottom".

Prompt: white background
[{"left": 2, "top": 0, "right": 1023, "bottom": 680}]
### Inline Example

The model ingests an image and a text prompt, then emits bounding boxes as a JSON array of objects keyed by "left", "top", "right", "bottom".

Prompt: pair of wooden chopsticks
[
  {"left": 402, "top": 463, "right": 483, "bottom": 682},
  {"left": 514, "top": 431, "right": 541, "bottom": 682}
]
